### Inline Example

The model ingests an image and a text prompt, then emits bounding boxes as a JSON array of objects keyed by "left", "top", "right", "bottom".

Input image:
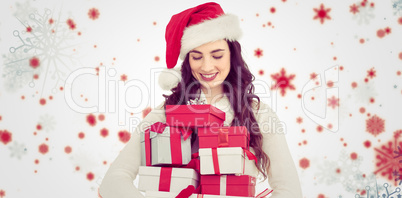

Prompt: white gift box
[
  {"left": 140, "top": 125, "right": 192, "bottom": 166},
  {"left": 145, "top": 191, "right": 253, "bottom": 198},
  {"left": 138, "top": 166, "right": 199, "bottom": 193},
  {"left": 199, "top": 147, "right": 247, "bottom": 175}
]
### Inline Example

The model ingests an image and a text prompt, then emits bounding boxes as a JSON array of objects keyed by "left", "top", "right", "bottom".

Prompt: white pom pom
[{"left": 158, "top": 67, "right": 182, "bottom": 91}]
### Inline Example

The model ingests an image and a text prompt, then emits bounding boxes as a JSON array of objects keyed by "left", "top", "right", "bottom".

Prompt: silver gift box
[{"left": 141, "top": 125, "right": 192, "bottom": 166}]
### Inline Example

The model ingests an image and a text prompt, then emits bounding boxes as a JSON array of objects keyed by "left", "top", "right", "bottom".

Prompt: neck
[{"left": 201, "top": 86, "right": 224, "bottom": 104}]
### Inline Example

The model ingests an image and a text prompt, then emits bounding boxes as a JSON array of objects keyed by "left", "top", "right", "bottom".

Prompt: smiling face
[{"left": 188, "top": 39, "right": 231, "bottom": 95}]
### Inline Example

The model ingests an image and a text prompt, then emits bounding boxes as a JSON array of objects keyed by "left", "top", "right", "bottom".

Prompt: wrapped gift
[
  {"left": 201, "top": 175, "right": 256, "bottom": 197},
  {"left": 141, "top": 122, "right": 192, "bottom": 166},
  {"left": 165, "top": 105, "right": 225, "bottom": 127},
  {"left": 145, "top": 191, "right": 254, "bottom": 198},
  {"left": 138, "top": 166, "right": 199, "bottom": 193},
  {"left": 198, "top": 126, "right": 249, "bottom": 149},
  {"left": 199, "top": 147, "right": 249, "bottom": 175}
]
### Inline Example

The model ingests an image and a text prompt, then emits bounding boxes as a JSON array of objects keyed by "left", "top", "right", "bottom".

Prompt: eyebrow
[{"left": 189, "top": 49, "right": 225, "bottom": 54}]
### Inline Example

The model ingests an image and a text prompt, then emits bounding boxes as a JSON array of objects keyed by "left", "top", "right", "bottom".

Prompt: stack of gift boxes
[{"left": 138, "top": 104, "right": 271, "bottom": 198}]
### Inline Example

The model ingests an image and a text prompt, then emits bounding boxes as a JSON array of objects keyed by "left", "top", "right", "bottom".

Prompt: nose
[{"left": 200, "top": 56, "right": 214, "bottom": 72}]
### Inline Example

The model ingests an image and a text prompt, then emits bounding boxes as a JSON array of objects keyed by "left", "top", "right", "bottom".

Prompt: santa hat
[{"left": 158, "top": 2, "right": 242, "bottom": 91}]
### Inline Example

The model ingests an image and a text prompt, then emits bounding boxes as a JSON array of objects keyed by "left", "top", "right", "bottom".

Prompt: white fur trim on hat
[
  {"left": 179, "top": 14, "right": 242, "bottom": 60},
  {"left": 158, "top": 67, "right": 182, "bottom": 90}
]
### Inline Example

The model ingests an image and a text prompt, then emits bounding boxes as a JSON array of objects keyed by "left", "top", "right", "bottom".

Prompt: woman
[{"left": 99, "top": 2, "right": 302, "bottom": 198}]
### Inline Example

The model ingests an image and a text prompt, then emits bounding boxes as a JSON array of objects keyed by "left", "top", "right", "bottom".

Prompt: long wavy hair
[{"left": 163, "top": 40, "right": 270, "bottom": 180}]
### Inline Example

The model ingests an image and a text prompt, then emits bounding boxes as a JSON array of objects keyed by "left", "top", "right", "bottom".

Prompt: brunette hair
[{"left": 163, "top": 40, "right": 270, "bottom": 180}]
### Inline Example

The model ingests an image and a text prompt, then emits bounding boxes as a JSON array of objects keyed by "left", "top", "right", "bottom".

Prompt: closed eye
[
  {"left": 213, "top": 56, "right": 223, "bottom": 59},
  {"left": 192, "top": 56, "right": 202, "bottom": 60}
]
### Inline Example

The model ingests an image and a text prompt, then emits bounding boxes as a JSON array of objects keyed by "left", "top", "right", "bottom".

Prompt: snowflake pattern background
[
  {"left": 350, "top": 0, "right": 376, "bottom": 25},
  {"left": 0, "top": 0, "right": 401, "bottom": 198},
  {"left": 2, "top": 6, "right": 80, "bottom": 96},
  {"left": 393, "top": 0, "right": 402, "bottom": 16}
]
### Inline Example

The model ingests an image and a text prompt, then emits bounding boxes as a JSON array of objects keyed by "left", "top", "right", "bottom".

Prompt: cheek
[
  {"left": 189, "top": 66, "right": 199, "bottom": 79},
  {"left": 222, "top": 57, "right": 231, "bottom": 74}
]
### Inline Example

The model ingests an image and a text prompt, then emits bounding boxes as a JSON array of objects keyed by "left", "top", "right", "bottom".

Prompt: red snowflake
[
  {"left": 374, "top": 131, "right": 402, "bottom": 186},
  {"left": 366, "top": 115, "right": 385, "bottom": 137},
  {"left": 29, "top": 56, "right": 40, "bottom": 69},
  {"left": 78, "top": 132, "right": 85, "bottom": 139},
  {"left": 64, "top": 146, "right": 72, "bottom": 154},
  {"left": 88, "top": 8, "right": 100, "bottom": 20},
  {"left": 313, "top": 4, "right": 331, "bottom": 24},
  {"left": 350, "top": 4, "right": 359, "bottom": 14},
  {"left": 87, "top": 114, "right": 97, "bottom": 126},
  {"left": 318, "top": 194, "right": 326, "bottom": 198},
  {"left": 299, "top": 157, "right": 310, "bottom": 169},
  {"left": 0, "top": 130, "right": 12, "bottom": 145},
  {"left": 87, "top": 172, "right": 95, "bottom": 181},
  {"left": 367, "top": 67, "right": 376, "bottom": 79},
  {"left": 327, "top": 95, "right": 339, "bottom": 109},
  {"left": 49, "top": 18, "right": 54, "bottom": 24},
  {"left": 270, "top": 68, "right": 296, "bottom": 96},
  {"left": 350, "top": 152, "right": 358, "bottom": 160},
  {"left": 39, "top": 98, "right": 46, "bottom": 105},
  {"left": 100, "top": 128, "right": 109, "bottom": 138},
  {"left": 66, "top": 19, "right": 76, "bottom": 30},
  {"left": 118, "top": 130, "right": 131, "bottom": 143},
  {"left": 98, "top": 114, "right": 105, "bottom": 121},
  {"left": 121, "top": 74, "right": 127, "bottom": 81},
  {"left": 310, "top": 72, "right": 318, "bottom": 80},
  {"left": 384, "top": 27, "right": 391, "bottom": 34},
  {"left": 399, "top": 17, "right": 402, "bottom": 25},
  {"left": 377, "top": 29, "right": 385, "bottom": 38},
  {"left": 254, "top": 48, "right": 263, "bottom": 58},
  {"left": 26, "top": 26, "right": 32, "bottom": 33},
  {"left": 39, "top": 143, "right": 49, "bottom": 155},
  {"left": 0, "top": 190, "right": 5, "bottom": 198},
  {"left": 296, "top": 117, "right": 303, "bottom": 124}
]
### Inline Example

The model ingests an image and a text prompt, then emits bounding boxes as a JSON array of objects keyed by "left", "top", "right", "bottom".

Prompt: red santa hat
[{"left": 158, "top": 2, "right": 242, "bottom": 90}]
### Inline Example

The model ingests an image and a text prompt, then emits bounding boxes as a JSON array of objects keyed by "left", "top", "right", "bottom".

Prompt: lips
[{"left": 200, "top": 72, "right": 218, "bottom": 81}]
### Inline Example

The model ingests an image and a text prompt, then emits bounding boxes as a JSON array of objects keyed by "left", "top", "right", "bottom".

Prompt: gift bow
[
  {"left": 144, "top": 122, "right": 192, "bottom": 166},
  {"left": 149, "top": 122, "right": 192, "bottom": 141},
  {"left": 181, "top": 152, "right": 200, "bottom": 173}
]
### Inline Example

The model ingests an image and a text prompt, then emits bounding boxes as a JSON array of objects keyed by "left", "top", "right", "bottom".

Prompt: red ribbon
[
  {"left": 211, "top": 148, "right": 220, "bottom": 175},
  {"left": 182, "top": 158, "right": 200, "bottom": 173},
  {"left": 255, "top": 188, "right": 273, "bottom": 198},
  {"left": 144, "top": 128, "right": 151, "bottom": 166},
  {"left": 217, "top": 128, "right": 229, "bottom": 147},
  {"left": 244, "top": 149, "right": 258, "bottom": 164},
  {"left": 170, "top": 127, "right": 182, "bottom": 164},
  {"left": 159, "top": 167, "right": 173, "bottom": 192}
]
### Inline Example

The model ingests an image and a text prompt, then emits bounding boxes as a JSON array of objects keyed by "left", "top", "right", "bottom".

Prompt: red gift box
[
  {"left": 198, "top": 126, "right": 249, "bottom": 149},
  {"left": 200, "top": 175, "right": 256, "bottom": 197},
  {"left": 166, "top": 105, "right": 225, "bottom": 127}
]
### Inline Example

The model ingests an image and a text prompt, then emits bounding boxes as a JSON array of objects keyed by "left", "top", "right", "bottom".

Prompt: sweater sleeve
[
  {"left": 256, "top": 102, "right": 303, "bottom": 198},
  {"left": 99, "top": 102, "right": 166, "bottom": 198}
]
